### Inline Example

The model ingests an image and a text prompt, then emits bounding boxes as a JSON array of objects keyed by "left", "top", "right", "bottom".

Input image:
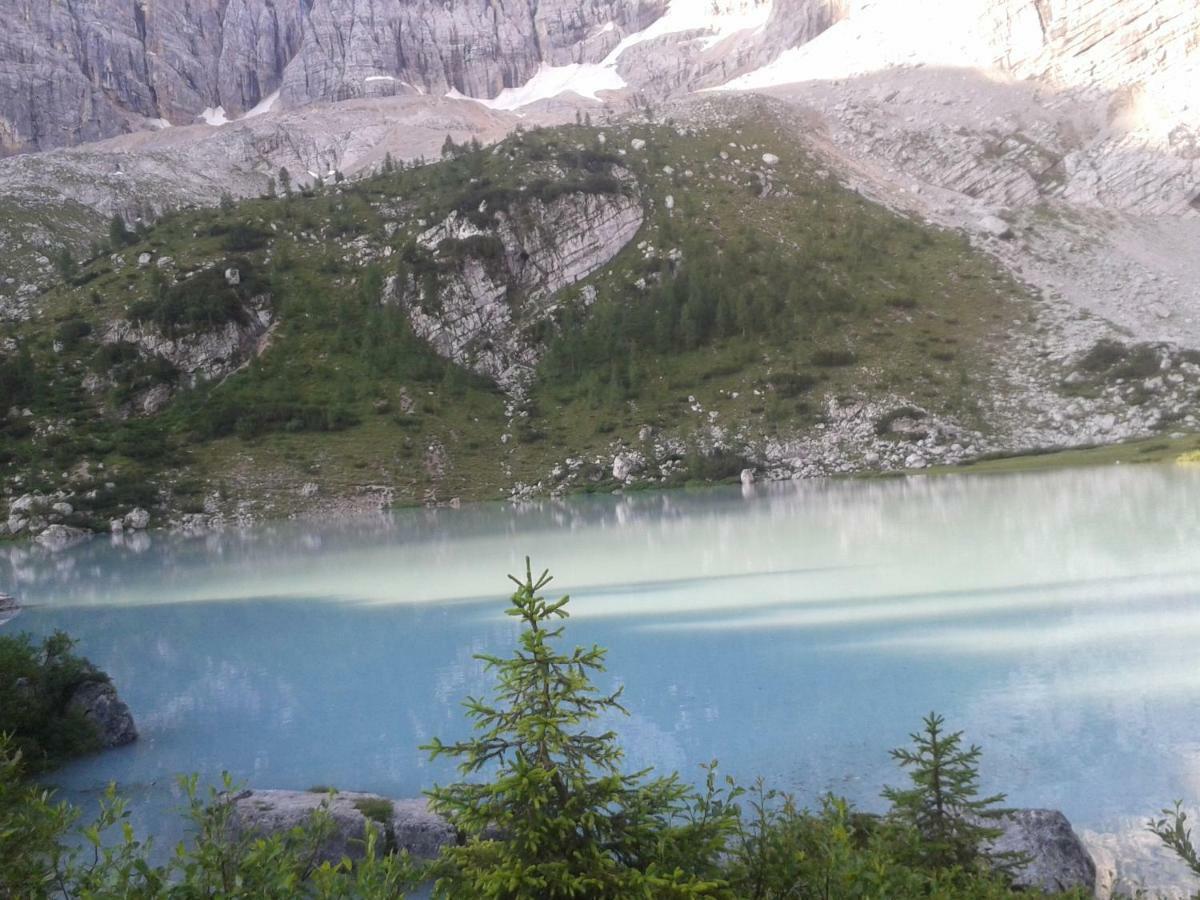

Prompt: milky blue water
[{"left": 3, "top": 465, "right": 1200, "bottom": 853}]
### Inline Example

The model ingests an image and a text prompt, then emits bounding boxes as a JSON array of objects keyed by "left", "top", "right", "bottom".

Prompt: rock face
[
  {"left": 391, "top": 184, "right": 643, "bottom": 392},
  {"left": 67, "top": 680, "right": 138, "bottom": 749},
  {"left": 102, "top": 293, "right": 273, "bottom": 390},
  {"left": 227, "top": 789, "right": 456, "bottom": 862},
  {"left": 0, "top": 0, "right": 663, "bottom": 156},
  {"left": 988, "top": 808, "right": 1096, "bottom": 894}
]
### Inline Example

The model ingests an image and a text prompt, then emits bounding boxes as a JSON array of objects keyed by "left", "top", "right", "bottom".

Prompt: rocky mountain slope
[
  {"left": 0, "top": 3, "right": 1196, "bottom": 528},
  {"left": 12, "top": 103, "right": 1159, "bottom": 535}
]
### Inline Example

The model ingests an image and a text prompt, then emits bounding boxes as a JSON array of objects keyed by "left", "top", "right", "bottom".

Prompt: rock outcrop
[
  {"left": 988, "top": 808, "right": 1096, "bottom": 894},
  {"left": 0, "top": 0, "right": 664, "bottom": 156},
  {"left": 67, "top": 679, "right": 138, "bottom": 749},
  {"left": 102, "top": 293, "right": 273, "bottom": 390},
  {"left": 390, "top": 184, "right": 643, "bottom": 392},
  {"left": 227, "top": 789, "right": 455, "bottom": 862}
]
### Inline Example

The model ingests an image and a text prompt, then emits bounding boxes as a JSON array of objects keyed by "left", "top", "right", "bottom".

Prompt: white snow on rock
[
  {"left": 198, "top": 106, "right": 230, "bottom": 126},
  {"left": 243, "top": 90, "right": 281, "bottom": 118},
  {"left": 476, "top": 62, "right": 627, "bottom": 110},
  {"left": 457, "top": 0, "right": 771, "bottom": 110}
]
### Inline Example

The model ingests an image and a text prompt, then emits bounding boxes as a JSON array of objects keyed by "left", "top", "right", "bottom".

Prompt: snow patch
[
  {"left": 147, "top": 118, "right": 172, "bottom": 130},
  {"left": 243, "top": 90, "right": 280, "bottom": 119},
  {"left": 199, "top": 106, "right": 230, "bottom": 126},
  {"left": 714, "top": 0, "right": 1016, "bottom": 90},
  {"left": 446, "top": 0, "right": 770, "bottom": 110},
  {"left": 475, "top": 63, "right": 627, "bottom": 110}
]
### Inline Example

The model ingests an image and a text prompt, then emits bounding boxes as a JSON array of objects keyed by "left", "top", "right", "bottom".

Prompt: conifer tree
[
  {"left": 424, "top": 560, "right": 733, "bottom": 899},
  {"left": 883, "top": 712, "right": 1011, "bottom": 871}
]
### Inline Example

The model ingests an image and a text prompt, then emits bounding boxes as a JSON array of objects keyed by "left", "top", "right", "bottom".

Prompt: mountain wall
[{"left": 0, "top": 0, "right": 666, "bottom": 156}]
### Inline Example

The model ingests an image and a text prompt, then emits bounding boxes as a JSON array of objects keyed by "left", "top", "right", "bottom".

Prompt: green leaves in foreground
[{"left": 423, "top": 558, "right": 738, "bottom": 898}]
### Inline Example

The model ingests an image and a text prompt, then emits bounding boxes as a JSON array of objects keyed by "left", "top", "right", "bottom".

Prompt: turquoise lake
[{"left": 4, "top": 465, "right": 1200, "bottom": 852}]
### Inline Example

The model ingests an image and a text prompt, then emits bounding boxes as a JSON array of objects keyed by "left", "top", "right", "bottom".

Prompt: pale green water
[{"left": 3, "top": 465, "right": 1200, "bottom": 849}]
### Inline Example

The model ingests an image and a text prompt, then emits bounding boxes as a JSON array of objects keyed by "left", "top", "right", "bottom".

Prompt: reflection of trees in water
[{"left": 3, "top": 467, "right": 1197, "bottom": 611}]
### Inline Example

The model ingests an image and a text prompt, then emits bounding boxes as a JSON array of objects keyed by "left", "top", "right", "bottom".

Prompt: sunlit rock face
[{"left": 2, "top": 0, "right": 1194, "bottom": 156}]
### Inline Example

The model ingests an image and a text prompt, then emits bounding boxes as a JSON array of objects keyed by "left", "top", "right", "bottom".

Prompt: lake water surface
[{"left": 4, "top": 465, "right": 1200, "bottom": 854}]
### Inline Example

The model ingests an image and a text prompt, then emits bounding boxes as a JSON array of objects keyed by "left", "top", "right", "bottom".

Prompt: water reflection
[{"left": 1, "top": 465, "right": 1198, "bottom": 861}]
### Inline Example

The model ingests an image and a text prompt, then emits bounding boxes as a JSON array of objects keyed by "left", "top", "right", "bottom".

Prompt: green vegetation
[
  {"left": 17, "top": 561, "right": 1200, "bottom": 896},
  {"left": 0, "top": 631, "right": 106, "bottom": 771},
  {"left": 0, "top": 110, "right": 1035, "bottom": 523},
  {"left": 354, "top": 797, "right": 395, "bottom": 825}
]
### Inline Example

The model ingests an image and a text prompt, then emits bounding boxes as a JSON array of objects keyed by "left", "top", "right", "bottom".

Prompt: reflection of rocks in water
[{"left": 2, "top": 465, "right": 1197, "bottom": 622}]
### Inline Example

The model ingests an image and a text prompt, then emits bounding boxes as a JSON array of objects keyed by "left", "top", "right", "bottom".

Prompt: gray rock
[
  {"left": 612, "top": 451, "right": 646, "bottom": 481},
  {"left": 9, "top": 493, "right": 41, "bottom": 514},
  {"left": 67, "top": 680, "right": 138, "bottom": 748},
  {"left": 977, "top": 215, "right": 1014, "bottom": 239},
  {"left": 227, "top": 789, "right": 455, "bottom": 862},
  {"left": 987, "top": 809, "right": 1096, "bottom": 894},
  {"left": 0, "top": 593, "right": 19, "bottom": 626},
  {"left": 34, "top": 524, "right": 90, "bottom": 550},
  {"left": 225, "top": 267, "right": 241, "bottom": 286},
  {"left": 740, "top": 467, "right": 756, "bottom": 485},
  {"left": 392, "top": 185, "right": 642, "bottom": 393},
  {"left": 124, "top": 507, "right": 151, "bottom": 530}
]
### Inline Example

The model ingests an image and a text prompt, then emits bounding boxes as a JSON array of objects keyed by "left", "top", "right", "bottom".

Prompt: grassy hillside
[{"left": 0, "top": 106, "right": 1034, "bottom": 531}]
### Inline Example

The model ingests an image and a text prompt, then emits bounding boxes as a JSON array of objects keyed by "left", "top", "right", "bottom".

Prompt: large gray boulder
[
  {"left": 988, "top": 808, "right": 1096, "bottom": 894},
  {"left": 227, "top": 789, "right": 455, "bottom": 862},
  {"left": 67, "top": 679, "right": 139, "bottom": 748}
]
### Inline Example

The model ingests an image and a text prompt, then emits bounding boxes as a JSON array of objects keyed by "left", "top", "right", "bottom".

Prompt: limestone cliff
[{"left": 388, "top": 183, "right": 644, "bottom": 392}]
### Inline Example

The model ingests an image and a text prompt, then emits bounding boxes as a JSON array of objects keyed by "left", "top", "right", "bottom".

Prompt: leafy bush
[{"left": 0, "top": 632, "right": 106, "bottom": 771}]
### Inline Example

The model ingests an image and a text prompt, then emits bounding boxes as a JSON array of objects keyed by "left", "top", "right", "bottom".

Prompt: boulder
[
  {"left": 977, "top": 215, "right": 1014, "bottom": 239},
  {"left": 34, "top": 524, "right": 90, "bottom": 550},
  {"left": 761, "top": 152, "right": 780, "bottom": 166},
  {"left": 67, "top": 680, "right": 138, "bottom": 748},
  {"left": 10, "top": 493, "right": 41, "bottom": 514},
  {"left": 227, "top": 790, "right": 455, "bottom": 863},
  {"left": 225, "top": 267, "right": 241, "bottom": 286},
  {"left": 988, "top": 809, "right": 1096, "bottom": 894},
  {"left": 612, "top": 451, "right": 645, "bottom": 481},
  {"left": 124, "top": 507, "right": 151, "bottom": 530},
  {"left": 740, "top": 467, "right": 756, "bottom": 485}
]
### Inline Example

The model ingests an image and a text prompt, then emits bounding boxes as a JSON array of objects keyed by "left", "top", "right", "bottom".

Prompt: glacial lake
[{"left": 4, "top": 465, "right": 1200, "bottom": 855}]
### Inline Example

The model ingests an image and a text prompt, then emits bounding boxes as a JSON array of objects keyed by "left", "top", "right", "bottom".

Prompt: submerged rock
[
  {"left": 68, "top": 680, "right": 138, "bottom": 748},
  {"left": 989, "top": 808, "right": 1096, "bottom": 894},
  {"left": 228, "top": 789, "right": 455, "bottom": 862}
]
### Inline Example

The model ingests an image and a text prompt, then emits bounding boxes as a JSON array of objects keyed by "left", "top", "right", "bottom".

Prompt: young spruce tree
[
  {"left": 423, "top": 560, "right": 733, "bottom": 899},
  {"left": 883, "top": 712, "right": 1012, "bottom": 872}
]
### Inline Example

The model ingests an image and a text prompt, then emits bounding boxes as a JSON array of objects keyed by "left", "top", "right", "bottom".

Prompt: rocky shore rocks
[
  {"left": 989, "top": 808, "right": 1096, "bottom": 894},
  {"left": 227, "top": 789, "right": 455, "bottom": 862},
  {"left": 67, "top": 679, "right": 138, "bottom": 749}
]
